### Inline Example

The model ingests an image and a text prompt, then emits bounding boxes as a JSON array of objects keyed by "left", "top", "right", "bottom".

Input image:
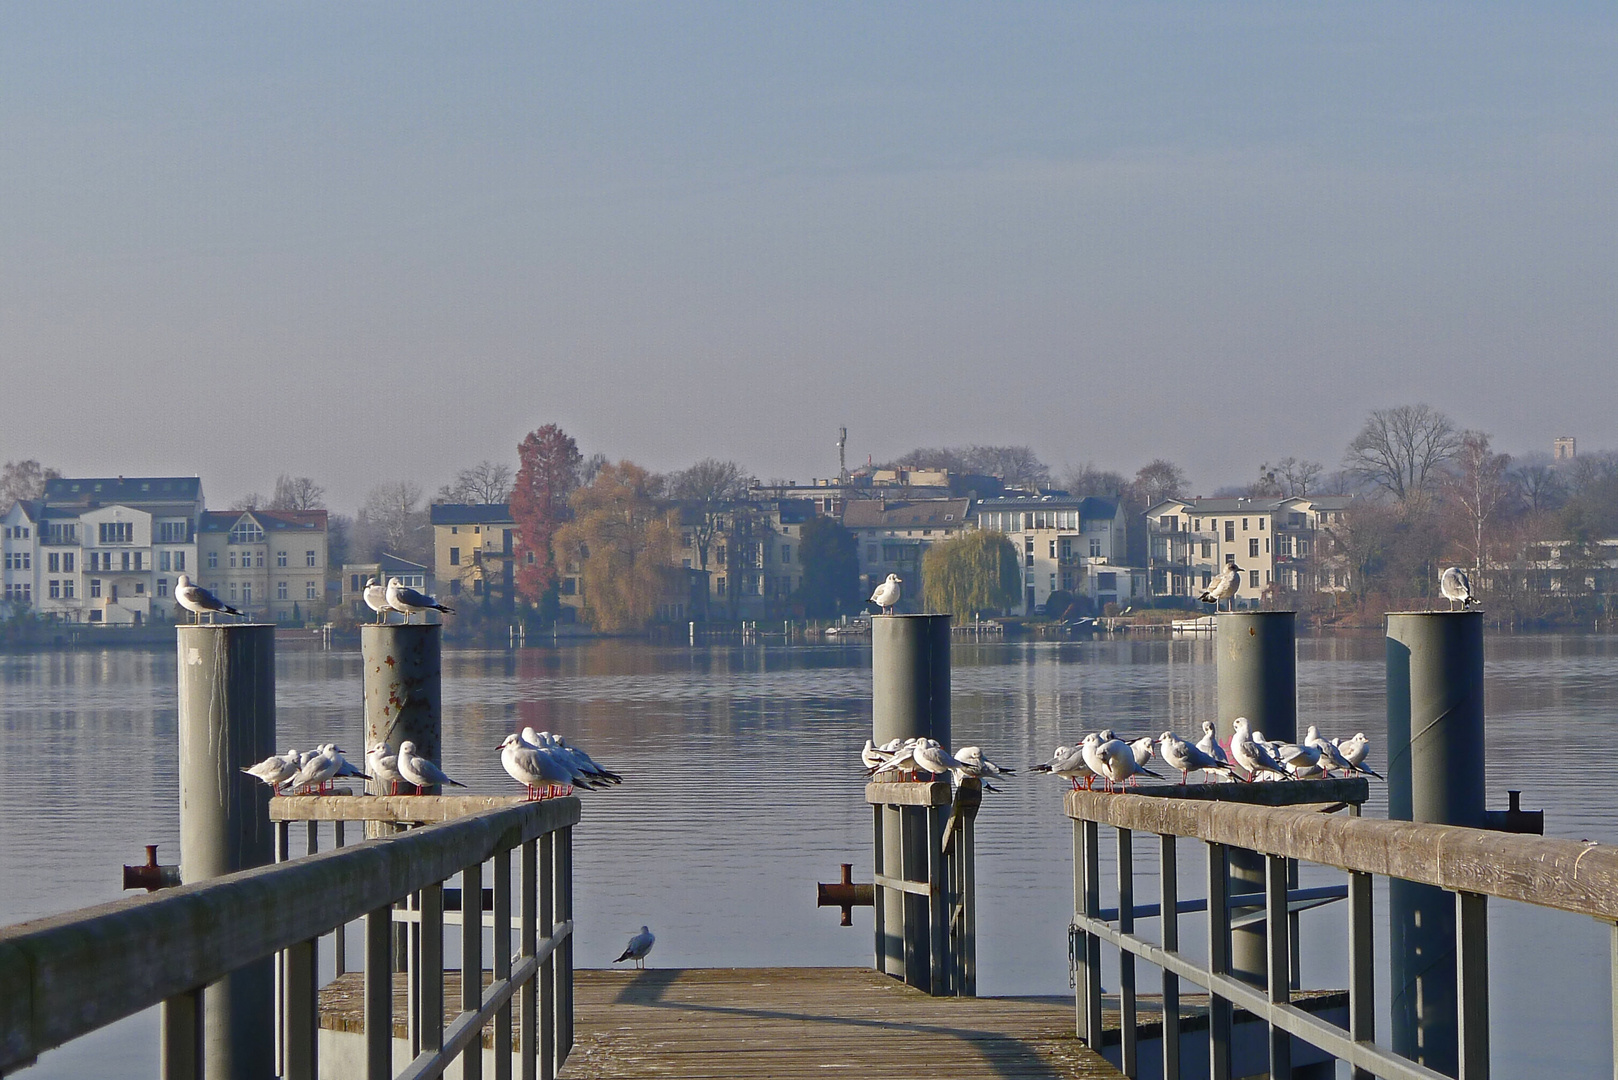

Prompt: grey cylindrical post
[
  {"left": 176, "top": 624, "right": 277, "bottom": 1080},
  {"left": 362, "top": 624, "right": 443, "bottom": 795},
  {"left": 872, "top": 614, "right": 951, "bottom": 988},
  {"left": 1216, "top": 610, "right": 1296, "bottom": 988},
  {"left": 1387, "top": 611, "right": 1485, "bottom": 1075}
]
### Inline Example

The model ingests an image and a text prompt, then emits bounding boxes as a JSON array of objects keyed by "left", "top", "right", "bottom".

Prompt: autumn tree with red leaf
[{"left": 511, "top": 424, "right": 582, "bottom": 606}]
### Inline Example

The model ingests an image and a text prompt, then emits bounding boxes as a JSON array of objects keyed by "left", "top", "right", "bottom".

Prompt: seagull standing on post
[
  {"left": 1197, "top": 564, "right": 1243, "bottom": 612},
  {"left": 175, "top": 574, "right": 243, "bottom": 624},
  {"left": 396, "top": 740, "right": 466, "bottom": 792},
  {"left": 386, "top": 578, "right": 455, "bottom": 624},
  {"left": 1440, "top": 567, "right": 1480, "bottom": 611},
  {"left": 363, "top": 576, "right": 392, "bottom": 624},
  {"left": 871, "top": 574, "right": 902, "bottom": 615}
]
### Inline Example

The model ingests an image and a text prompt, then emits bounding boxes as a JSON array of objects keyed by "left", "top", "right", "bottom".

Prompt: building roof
[
  {"left": 343, "top": 553, "right": 430, "bottom": 575},
  {"left": 975, "top": 494, "right": 1121, "bottom": 519},
  {"left": 430, "top": 503, "right": 514, "bottom": 526},
  {"left": 42, "top": 476, "right": 202, "bottom": 507},
  {"left": 841, "top": 498, "right": 973, "bottom": 530},
  {"left": 1148, "top": 495, "right": 1355, "bottom": 516},
  {"left": 199, "top": 509, "right": 328, "bottom": 533}
]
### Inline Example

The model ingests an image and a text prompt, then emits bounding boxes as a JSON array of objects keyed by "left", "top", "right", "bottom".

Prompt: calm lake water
[{"left": 2, "top": 632, "right": 1616, "bottom": 1077}]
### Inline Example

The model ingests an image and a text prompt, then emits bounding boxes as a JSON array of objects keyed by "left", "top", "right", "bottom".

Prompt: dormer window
[{"left": 229, "top": 518, "right": 265, "bottom": 545}]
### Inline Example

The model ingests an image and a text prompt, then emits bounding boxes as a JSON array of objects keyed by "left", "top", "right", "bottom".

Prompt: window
[
  {"left": 1249, "top": 538, "right": 1259, "bottom": 558},
  {"left": 63, "top": 552, "right": 74, "bottom": 573},
  {"left": 157, "top": 521, "right": 188, "bottom": 543},
  {"left": 49, "top": 580, "right": 60, "bottom": 599},
  {"left": 450, "top": 547, "right": 461, "bottom": 566},
  {"left": 1242, "top": 518, "right": 1250, "bottom": 531},
  {"left": 306, "top": 550, "right": 316, "bottom": 567},
  {"left": 277, "top": 581, "right": 288, "bottom": 600},
  {"left": 1049, "top": 540, "right": 1057, "bottom": 558},
  {"left": 62, "top": 579, "right": 74, "bottom": 598},
  {"left": 87, "top": 552, "right": 98, "bottom": 572},
  {"left": 716, "top": 576, "right": 727, "bottom": 596},
  {"left": 202, "top": 551, "right": 218, "bottom": 570},
  {"left": 159, "top": 551, "right": 171, "bottom": 571},
  {"left": 134, "top": 583, "right": 145, "bottom": 595},
  {"left": 133, "top": 552, "right": 142, "bottom": 571},
  {"left": 1225, "top": 521, "right": 1235, "bottom": 542},
  {"left": 1258, "top": 517, "right": 1266, "bottom": 531},
  {"left": 119, "top": 551, "right": 129, "bottom": 571},
  {"left": 174, "top": 552, "right": 184, "bottom": 571},
  {"left": 48, "top": 552, "right": 59, "bottom": 573},
  {"left": 781, "top": 545, "right": 791, "bottom": 563},
  {"left": 229, "top": 520, "right": 265, "bottom": 545},
  {"left": 99, "top": 522, "right": 133, "bottom": 544},
  {"left": 89, "top": 610, "right": 101, "bottom": 623},
  {"left": 1098, "top": 572, "right": 1117, "bottom": 590},
  {"left": 277, "top": 551, "right": 287, "bottom": 567},
  {"left": 157, "top": 578, "right": 168, "bottom": 597},
  {"left": 90, "top": 579, "right": 102, "bottom": 598},
  {"left": 450, "top": 580, "right": 462, "bottom": 596},
  {"left": 1265, "top": 539, "right": 1270, "bottom": 554},
  {"left": 1202, "top": 570, "right": 1212, "bottom": 587},
  {"left": 306, "top": 581, "right": 317, "bottom": 600},
  {"left": 1201, "top": 540, "right": 1212, "bottom": 559},
  {"left": 1297, "top": 539, "right": 1310, "bottom": 557},
  {"left": 255, "top": 552, "right": 264, "bottom": 568},
  {"left": 1049, "top": 573, "right": 1056, "bottom": 590},
  {"left": 561, "top": 577, "right": 577, "bottom": 595},
  {"left": 1090, "top": 538, "right": 1102, "bottom": 558},
  {"left": 1249, "top": 570, "right": 1260, "bottom": 589},
  {"left": 229, "top": 551, "right": 237, "bottom": 569},
  {"left": 1225, "top": 554, "right": 1236, "bottom": 566}
]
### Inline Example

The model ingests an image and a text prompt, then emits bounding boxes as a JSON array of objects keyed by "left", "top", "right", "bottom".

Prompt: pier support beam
[
  {"left": 1387, "top": 610, "right": 1485, "bottom": 1076},
  {"left": 872, "top": 614, "right": 951, "bottom": 990},
  {"left": 1216, "top": 610, "right": 1296, "bottom": 989},
  {"left": 176, "top": 624, "right": 277, "bottom": 1080}
]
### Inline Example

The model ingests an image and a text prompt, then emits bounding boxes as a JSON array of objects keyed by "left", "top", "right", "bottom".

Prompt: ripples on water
[{"left": 2, "top": 633, "right": 1617, "bottom": 1076}]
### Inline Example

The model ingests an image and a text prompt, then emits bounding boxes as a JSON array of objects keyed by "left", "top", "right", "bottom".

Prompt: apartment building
[
  {"left": 1144, "top": 495, "right": 1354, "bottom": 604},
  {"left": 1, "top": 476, "right": 205, "bottom": 625},
  {"left": 842, "top": 497, "right": 974, "bottom": 604},
  {"left": 195, "top": 509, "right": 329, "bottom": 624},
  {"left": 431, "top": 503, "right": 517, "bottom": 608},
  {"left": 341, "top": 554, "right": 432, "bottom": 622},
  {"left": 974, "top": 495, "right": 1138, "bottom": 614}
]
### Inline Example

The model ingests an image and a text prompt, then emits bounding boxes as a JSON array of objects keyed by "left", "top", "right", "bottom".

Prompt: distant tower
[
  {"left": 1554, "top": 436, "right": 1576, "bottom": 461},
  {"left": 837, "top": 427, "right": 848, "bottom": 484}
]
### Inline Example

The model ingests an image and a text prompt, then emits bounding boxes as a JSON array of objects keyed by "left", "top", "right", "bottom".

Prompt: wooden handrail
[
  {"left": 1066, "top": 788, "right": 1618, "bottom": 921},
  {"left": 0, "top": 797, "right": 579, "bottom": 1072}
]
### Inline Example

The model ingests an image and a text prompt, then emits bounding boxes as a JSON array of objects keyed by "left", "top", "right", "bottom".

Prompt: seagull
[
  {"left": 363, "top": 576, "right": 392, "bottom": 624},
  {"left": 1157, "top": 731, "right": 1243, "bottom": 784},
  {"left": 1096, "top": 737, "right": 1163, "bottom": 791},
  {"left": 290, "top": 744, "right": 341, "bottom": 795},
  {"left": 175, "top": 574, "right": 243, "bottom": 624},
  {"left": 396, "top": 740, "right": 466, "bottom": 792},
  {"left": 1304, "top": 725, "right": 1353, "bottom": 775},
  {"left": 500, "top": 734, "right": 575, "bottom": 800},
  {"left": 1270, "top": 740, "right": 1324, "bottom": 778},
  {"left": 366, "top": 741, "right": 406, "bottom": 794},
  {"left": 1129, "top": 736, "right": 1156, "bottom": 769},
  {"left": 860, "top": 739, "right": 888, "bottom": 770},
  {"left": 1195, "top": 720, "right": 1231, "bottom": 769},
  {"left": 1231, "top": 717, "right": 1287, "bottom": 781},
  {"left": 912, "top": 740, "right": 965, "bottom": 778},
  {"left": 1197, "top": 565, "right": 1243, "bottom": 612},
  {"left": 1333, "top": 733, "right": 1384, "bottom": 779},
  {"left": 1031, "top": 745, "right": 1094, "bottom": 790},
  {"left": 872, "top": 738, "right": 923, "bottom": 780},
  {"left": 954, "top": 746, "right": 1014, "bottom": 783},
  {"left": 1440, "top": 567, "right": 1481, "bottom": 611},
  {"left": 553, "top": 735, "right": 622, "bottom": 784},
  {"left": 386, "top": 578, "right": 455, "bottom": 624},
  {"left": 329, "top": 745, "right": 371, "bottom": 784},
  {"left": 615, "top": 926, "right": 655, "bottom": 969},
  {"left": 242, "top": 750, "right": 301, "bottom": 792},
  {"left": 871, "top": 574, "right": 902, "bottom": 615}
]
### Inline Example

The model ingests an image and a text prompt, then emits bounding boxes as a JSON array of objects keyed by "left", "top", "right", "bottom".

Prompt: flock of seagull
[
  {"left": 174, "top": 573, "right": 454, "bottom": 624},
  {"left": 1199, "top": 562, "right": 1480, "bottom": 613},
  {"left": 863, "top": 722, "right": 1381, "bottom": 795},
  {"left": 241, "top": 727, "right": 621, "bottom": 802}
]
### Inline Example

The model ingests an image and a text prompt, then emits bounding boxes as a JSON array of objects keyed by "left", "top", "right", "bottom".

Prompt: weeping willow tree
[
  {"left": 552, "top": 461, "right": 679, "bottom": 632},
  {"left": 922, "top": 531, "right": 1021, "bottom": 618}
]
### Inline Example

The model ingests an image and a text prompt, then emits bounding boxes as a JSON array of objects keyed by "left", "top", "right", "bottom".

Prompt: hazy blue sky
[{"left": 4, "top": 3, "right": 1613, "bottom": 510}]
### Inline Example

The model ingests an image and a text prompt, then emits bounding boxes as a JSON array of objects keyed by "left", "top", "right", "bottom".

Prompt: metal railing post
[
  {"left": 1118, "top": 828, "right": 1138, "bottom": 1078},
  {"left": 1457, "top": 892, "right": 1490, "bottom": 1080},
  {"left": 538, "top": 833, "right": 554, "bottom": 1080},
  {"left": 462, "top": 860, "right": 484, "bottom": 1080},
  {"left": 1206, "top": 842, "right": 1232, "bottom": 1080},
  {"left": 284, "top": 938, "right": 318, "bottom": 1080},
  {"left": 1081, "top": 819, "right": 1103, "bottom": 1048},
  {"left": 160, "top": 989, "right": 203, "bottom": 1080},
  {"left": 928, "top": 806, "right": 949, "bottom": 996},
  {"left": 422, "top": 882, "right": 445, "bottom": 1056},
  {"left": 365, "top": 906, "right": 393, "bottom": 1080},
  {"left": 559, "top": 826, "right": 574, "bottom": 1064},
  {"left": 1159, "top": 834, "right": 1180, "bottom": 1080},
  {"left": 1349, "top": 871, "right": 1375, "bottom": 1080},
  {"left": 494, "top": 848, "right": 513, "bottom": 1080},
  {"left": 1266, "top": 855, "right": 1292, "bottom": 1080}
]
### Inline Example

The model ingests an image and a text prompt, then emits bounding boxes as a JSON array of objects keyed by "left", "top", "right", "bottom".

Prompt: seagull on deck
[
  {"left": 366, "top": 741, "right": 406, "bottom": 794},
  {"left": 1031, "top": 745, "right": 1094, "bottom": 790},
  {"left": 290, "top": 744, "right": 342, "bottom": 795},
  {"left": 615, "top": 926, "right": 655, "bottom": 969},
  {"left": 242, "top": 750, "right": 301, "bottom": 792},
  {"left": 386, "top": 578, "right": 455, "bottom": 623},
  {"left": 871, "top": 574, "right": 902, "bottom": 615},
  {"left": 954, "top": 746, "right": 1014, "bottom": 784},
  {"left": 1304, "top": 725, "right": 1353, "bottom": 776},
  {"left": 500, "top": 734, "right": 576, "bottom": 800},
  {"left": 1231, "top": 717, "right": 1287, "bottom": 781},
  {"left": 1440, "top": 567, "right": 1481, "bottom": 611},
  {"left": 1333, "top": 733, "right": 1384, "bottom": 779},
  {"left": 397, "top": 740, "right": 465, "bottom": 792},
  {"left": 363, "top": 577, "right": 392, "bottom": 624},
  {"left": 1096, "top": 737, "right": 1163, "bottom": 791},
  {"left": 1157, "top": 731, "right": 1243, "bottom": 784},
  {"left": 1195, "top": 720, "right": 1231, "bottom": 769},
  {"left": 175, "top": 574, "right": 242, "bottom": 624},
  {"left": 1197, "top": 565, "right": 1243, "bottom": 612},
  {"left": 1078, "top": 733, "right": 1110, "bottom": 789}
]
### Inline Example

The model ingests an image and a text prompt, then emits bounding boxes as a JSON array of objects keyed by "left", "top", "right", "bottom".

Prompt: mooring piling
[
  {"left": 871, "top": 613, "right": 951, "bottom": 989},
  {"left": 362, "top": 623, "right": 443, "bottom": 795},
  {"left": 1215, "top": 609, "right": 1297, "bottom": 990},
  {"left": 175, "top": 622, "right": 278, "bottom": 1080},
  {"left": 1387, "top": 609, "right": 1487, "bottom": 1076}
]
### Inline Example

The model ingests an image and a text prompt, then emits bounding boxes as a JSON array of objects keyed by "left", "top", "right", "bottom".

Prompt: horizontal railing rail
[
  {"left": 1066, "top": 783, "right": 1616, "bottom": 1080},
  {"left": 0, "top": 796, "right": 579, "bottom": 1080}
]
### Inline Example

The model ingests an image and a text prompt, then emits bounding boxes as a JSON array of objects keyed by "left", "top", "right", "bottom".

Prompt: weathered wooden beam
[
  {"left": 864, "top": 781, "right": 953, "bottom": 807},
  {"left": 0, "top": 799, "right": 579, "bottom": 1073},
  {"left": 269, "top": 794, "right": 535, "bottom": 823},
  {"left": 1111, "top": 777, "right": 1371, "bottom": 805},
  {"left": 1065, "top": 789, "right": 1618, "bottom": 922}
]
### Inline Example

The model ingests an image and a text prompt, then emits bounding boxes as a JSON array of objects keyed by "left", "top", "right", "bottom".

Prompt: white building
[
  {"left": 974, "top": 495, "right": 1139, "bottom": 614},
  {"left": 1144, "top": 495, "right": 1354, "bottom": 605}
]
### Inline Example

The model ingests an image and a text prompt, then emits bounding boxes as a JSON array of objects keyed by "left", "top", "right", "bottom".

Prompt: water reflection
[{"left": 1, "top": 632, "right": 1616, "bottom": 1077}]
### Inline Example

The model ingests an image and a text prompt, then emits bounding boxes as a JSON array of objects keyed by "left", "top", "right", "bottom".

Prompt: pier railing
[
  {"left": 1066, "top": 783, "right": 1618, "bottom": 1080},
  {"left": 0, "top": 795, "right": 578, "bottom": 1080}
]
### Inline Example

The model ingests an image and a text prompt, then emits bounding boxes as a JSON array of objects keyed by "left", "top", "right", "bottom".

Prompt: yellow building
[
  {"left": 430, "top": 504, "right": 517, "bottom": 609},
  {"left": 196, "top": 509, "right": 329, "bottom": 624}
]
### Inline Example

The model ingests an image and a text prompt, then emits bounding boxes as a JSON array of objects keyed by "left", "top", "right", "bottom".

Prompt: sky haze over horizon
[{"left": 4, "top": 3, "right": 1614, "bottom": 511}]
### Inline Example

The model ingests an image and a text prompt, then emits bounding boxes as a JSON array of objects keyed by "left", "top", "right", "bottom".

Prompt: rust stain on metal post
[{"left": 817, "top": 864, "right": 875, "bottom": 926}]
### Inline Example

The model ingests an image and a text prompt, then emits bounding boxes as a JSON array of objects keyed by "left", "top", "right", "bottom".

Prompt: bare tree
[
  {"left": 1344, "top": 404, "right": 1462, "bottom": 501},
  {"left": 1130, "top": 459, "right": 1189, "bottom": 507},
  {"left": 580, "top": 453, "right": 609, "bottom": 486},
  {"left": 1511, "top": 458, "right": 1567, "bottom": 514},
  {"left": 269, "top": 475, "right": 326, "bottom": 511},
  {"left": 359, "top": 481, "right": 429, "bottom": 562},
  {"left": 1442, "top": 432, "right": 1513, "bottom": 578},
  {"left": 965, "top": 446, "right": 1051, "bottom": 489},
  {"left": 0, "top": 460, "right": 60, "bottom": 509},
  {"left": 670, "top": 459, "right": 752, "bottom": 587},
  {"left": 437, "top": 461, "right": 513, "bottom": 505},
  {"left": 888, "top": 447, "right": 970, "bottom": 473},
  {"left": 1059, "top": 463, "right": 1128, "bottom": 499},
  {"left": 1275, "top": 457, "right": 1323, "bottom": 497},
  {"left": 230, "top": 492, "right": 266, "bottom": 511}
]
